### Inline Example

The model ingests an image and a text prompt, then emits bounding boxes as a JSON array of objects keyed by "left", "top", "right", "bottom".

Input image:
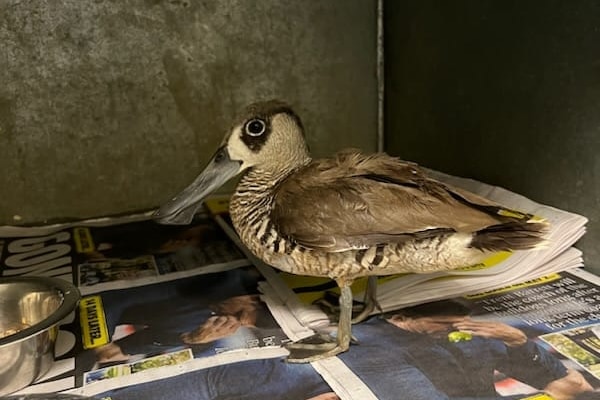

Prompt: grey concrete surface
[
  {"left": 384, "top": 0, "right": 600, "bottom": 270},
  {"left": 0, "top": 0, "right": 377, "bottom": 223}
]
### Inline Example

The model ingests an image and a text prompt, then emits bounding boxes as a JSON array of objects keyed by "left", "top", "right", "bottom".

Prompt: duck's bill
[{"left": 153, "top": 146, "right": 241, "bottom": 225}]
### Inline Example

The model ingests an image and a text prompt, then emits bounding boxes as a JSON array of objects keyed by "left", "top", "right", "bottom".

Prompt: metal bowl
[{"left": 0, "top": 277, "right": 80, "bottom": 396}]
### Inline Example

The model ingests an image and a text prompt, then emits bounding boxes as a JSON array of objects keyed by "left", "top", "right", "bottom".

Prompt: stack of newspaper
[{"left": 0, "top": 170, "right": 596, "bottom": 400}]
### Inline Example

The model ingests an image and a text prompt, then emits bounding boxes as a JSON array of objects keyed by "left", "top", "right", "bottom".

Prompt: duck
[{"left": 153, "top": 100, "right": 548, "bottom": 362}]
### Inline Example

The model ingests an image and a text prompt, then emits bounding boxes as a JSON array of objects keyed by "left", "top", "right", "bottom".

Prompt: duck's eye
[{"left": 245, "top": 119, "right": 266, "bottom": 137}]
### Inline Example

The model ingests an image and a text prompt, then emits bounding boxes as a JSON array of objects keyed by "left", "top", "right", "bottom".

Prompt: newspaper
[
  {"left": 261, "top": 269, "right": 600, "bottom": 400},
  {"left": 0, "top": 165, "right": 590, "bottom": 399},
  {"left": 1, "top": 214, "right": 340, "bottom": 400}
]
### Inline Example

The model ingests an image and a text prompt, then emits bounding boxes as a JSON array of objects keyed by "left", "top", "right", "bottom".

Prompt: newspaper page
[
  {"left": 311, "top": 269, "right": 600, "bottom": 400},
  {"left": 1, "top": 214, "right": 339, "bottom": 400}
]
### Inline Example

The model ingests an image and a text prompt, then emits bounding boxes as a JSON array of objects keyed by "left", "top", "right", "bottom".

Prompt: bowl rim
[{"left": 0, "top": 276, "right": 81, "bottom": 346}]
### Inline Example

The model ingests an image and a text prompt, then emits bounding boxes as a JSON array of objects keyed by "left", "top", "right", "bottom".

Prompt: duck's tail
[{"left": 470, "top": 220, "right": 549, "bottom": 252}]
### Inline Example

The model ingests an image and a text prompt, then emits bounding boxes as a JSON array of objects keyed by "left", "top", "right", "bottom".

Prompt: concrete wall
[
  {"left": 384, "top": 0, "right": 600, "bottom": 270},
  {"left": 0, "top": 0, "right": 377, "bottom": 224}
]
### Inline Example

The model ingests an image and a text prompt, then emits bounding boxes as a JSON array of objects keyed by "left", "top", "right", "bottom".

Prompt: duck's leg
[
  {"left": 285, "top": 280, "right": 353, "bottom": 363},
  {"left": 351, "top": 276, "right": 382, "bottom": 324},
  {"left": 313, "top": 276, "right": 381, "bottom": 323}
]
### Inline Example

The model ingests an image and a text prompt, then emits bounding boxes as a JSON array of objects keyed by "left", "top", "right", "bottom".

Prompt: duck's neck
[
  {"left": 229, "top": 158, "right": 311, "bottom": 243},
  {"left": 237, "top": 155, "right": 312, "bottom": 197}
]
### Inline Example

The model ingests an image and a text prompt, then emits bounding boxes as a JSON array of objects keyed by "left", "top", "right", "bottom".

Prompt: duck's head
[{"left": 154, "top": 100, "right": 310, "bottom": 225}]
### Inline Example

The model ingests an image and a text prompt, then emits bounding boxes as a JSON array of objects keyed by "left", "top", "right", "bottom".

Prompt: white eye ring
[{"left": 245, "top": 119, "right": 266, "bottom": 137}]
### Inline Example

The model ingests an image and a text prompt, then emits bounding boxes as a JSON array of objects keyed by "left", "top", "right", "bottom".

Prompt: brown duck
[{"left": 154, "top": 100, "right": 547, "bottom": 362}]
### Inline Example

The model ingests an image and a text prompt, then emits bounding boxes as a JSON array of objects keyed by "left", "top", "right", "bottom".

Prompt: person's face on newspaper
[
  {"left": 387, "top": 314, "right": 467, "bottom": 337},
  {"left": 212, "top": 295, "right": 260, "bottom": 326}
]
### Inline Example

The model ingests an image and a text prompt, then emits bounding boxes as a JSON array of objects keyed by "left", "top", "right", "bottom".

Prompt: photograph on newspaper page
[
  {"left": 327, "top": 271, "right": 600, "bottom": 400},
  {"left": 71, "top": 267, "right": 291, "bottom": 394}
]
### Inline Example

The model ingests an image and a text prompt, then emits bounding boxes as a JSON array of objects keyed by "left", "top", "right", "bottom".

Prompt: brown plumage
[
  {"left": 154, "top": 99, "right": 548, "bottom": 362},
  {"left": 271, "top": 150, "right": 543, "bottom": 254}
]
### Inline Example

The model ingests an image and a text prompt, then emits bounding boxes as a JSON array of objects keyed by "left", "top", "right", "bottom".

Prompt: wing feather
[{"left": 271, "top": 151, "right": 504, "bottom": 252}]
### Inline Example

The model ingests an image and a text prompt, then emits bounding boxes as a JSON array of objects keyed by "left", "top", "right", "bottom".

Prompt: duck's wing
[{"left": 271, "top": 151, "right": 512, "bottom": 252}]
